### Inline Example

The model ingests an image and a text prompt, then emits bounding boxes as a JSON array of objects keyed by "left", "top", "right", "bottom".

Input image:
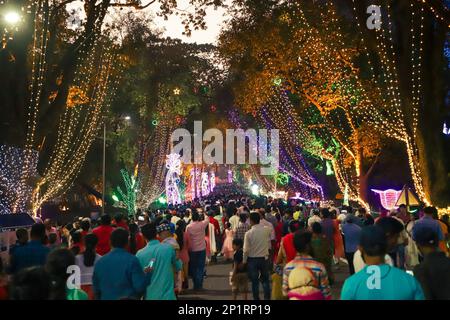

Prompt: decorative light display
[
  {"left": 371, "top": 189, "right": 402, "bottom": 211},
  {"left": 350, "top": 0, "right": 430, "bottom": 204},
  {"left": 116, "top": 169, "right": 139, "bottom": 219},
  {"left": 227, "top": 169, "right": 233, "bottom": 183},
  {"left": 201, "top": 172, "right": 210, "bottom": 197},
  {"left": 0, "top": 145, "right": 39, "bottom": 214},
  {"left": 443, "top": 122, "right": 449, "bottom": 136},
  {"left": 165, "top": 153, "right": 182, "bottom": 205},
  {"left": 276, "top": 173, "right": 289, "bottom": 186},
  {"left": 251, "top": 184, "right": 260, "bottom": 196},
  {"left": 209, "top": 171, "right": 216, "bottom": 192}
]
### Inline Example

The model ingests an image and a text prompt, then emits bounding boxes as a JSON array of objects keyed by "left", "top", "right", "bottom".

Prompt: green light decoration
[
  {"left": 273, "top": 78, "right": 283, "bottom": 86},
  {"left": 158, "top": 196, "right": 167, "bottom": 204},
  {"left": 152, "top": 119, "right": 159, "bottom": 126},
  {"left": 112, "top": 194, "right": 119, "bottom": 202},
  {"left": 276, "top": 173, "right": 289, "bottom": 186},
  {"left": 116, "top": 169, "right": 139, "bottom": 219},
  {"left": 326, "top": 161, "right": 334, "bottom": 176}
]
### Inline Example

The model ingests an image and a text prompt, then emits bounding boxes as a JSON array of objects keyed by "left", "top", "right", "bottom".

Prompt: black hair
[
  {"left": 375, "top": 217, "right": 404, "bottom": 236},
  {"left": 249, "top": 211, "right": 260, "bottom": 224},
  {"left": 30, "top": 223, "right": 46, "bottom": 241},
  {"left": 45, "top": 248, "right": 76, "bottom": 300},
  {"left": 114, "top": 213, "right": 124, "bottom": 223},
  {"left": 239, "top": 213, "right": 248, "bottom": 223},
  {"left": 80, "top": 219, "right": 90, "bottom": 232},
  {"left": 128, "top": 223, "right": 139, "bottom": 254},
  {"left": 232, "top": 238, "right": 243, "bottom": 248},
  {"left": 71, "top": 230, "right": 82, "bottom": 244},
  {"left": 288, "top": 220, "right": 300, "bottom": 233},
  {"left": 141, "top": 223, "right": 157, "bottom": 241},
  {"left": 364, "top": 215, "right": 375, "bottom": 226},
  {"left": 175, "top": 220, "right": 186, "bottom": 250},
  {"left": 100, "top": 214, "right": 111, "bottom": 226},
  {"left": 83, "top": 233, "right": 98, "bottom": 267},
  {"left": 321, "top": 208, "right": 330, "bottom": 218},
  {"left": 16, "top": 228, "right": 28, "bottom": 241},
  {"left": 312, "top": 222, "right": 322, "bottom": 234},
  {"left": 48, "top": 233, "right": 57, "bottom": 245},
  {"left": 359, "top": 226, "right": 388, "bottom": 257},
  {"left": 110, "top": 228, "right": 129, "bottom": 249},
  {"left": 192, "top": 211, "right": 200, "bottom": 222},
  {"left": 293, "top": 230, "right": 312, "bottom": 253},
  {"left": 10, "top": 267, "right": 51, "bottom": 300}
]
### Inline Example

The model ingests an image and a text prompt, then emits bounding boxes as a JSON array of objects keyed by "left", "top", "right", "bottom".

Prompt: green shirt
[
  {"left": 341, "top": 264, "right": 425, "bottom": 300},
  {"left": 136, "top": 240, "right": 181, "bottom": 300},
  {"left": 67, "top": 288, "right": 89, "bottom": 300}
]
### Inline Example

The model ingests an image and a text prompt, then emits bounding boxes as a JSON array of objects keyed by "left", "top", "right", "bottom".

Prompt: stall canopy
[{"left": 0, "top": 213, "right": 35, "bottom": 231}]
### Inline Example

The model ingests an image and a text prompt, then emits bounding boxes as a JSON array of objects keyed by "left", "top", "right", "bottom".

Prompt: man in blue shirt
[
  {"left": 136, "top": 223, "right": 181, "bottom": 300},
  {"left": 93, "top": 228, "right": 148, "bottom": 300},
  {"left": 412, "top": 207, "right": 444, "bottom": 243},
  {"left": 342, "top": 216, "right": 361, "bottom": 275},
  {"left": 341, "top": 225, "right": 424, "bottom": 300},
  {"left": 9, "top": 224, "right": 50, "bottom": 274}
]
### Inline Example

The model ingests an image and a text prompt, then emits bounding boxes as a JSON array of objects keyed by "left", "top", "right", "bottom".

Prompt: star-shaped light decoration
[{"left": 173, "top": 87, "right": 181, "bottom": 95}]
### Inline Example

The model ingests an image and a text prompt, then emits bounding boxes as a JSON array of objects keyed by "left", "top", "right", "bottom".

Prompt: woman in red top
[
  {"left": 276, "top": 220, "right": 301, "bottom": 265},
  {"left": 128, "top": 223, "right": 146, "bottom": 254},
  {"left": 92, "top": 214, "right": 114, "bottom": 255}
]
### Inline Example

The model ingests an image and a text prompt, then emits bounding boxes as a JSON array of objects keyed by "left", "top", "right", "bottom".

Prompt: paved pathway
[{"left": 179, "top": 257, "right": 349, "bottom": 300}]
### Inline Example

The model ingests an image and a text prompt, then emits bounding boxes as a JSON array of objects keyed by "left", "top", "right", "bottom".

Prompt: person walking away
[
  {"left": 282, "top": 230, "right": 331, "bottom": 300},
  {"left": 234, "top": 213, "right": 251, "bottom": 241},
  {"left": 243, "top": 212, "right": 271, "bottom": 300},
  {"left": 75, "top": 233, "right": 101, "bottom": 300},
  {"left": 230, "top": 238, "right": 248, "bottom": 300},
  {"left": 413, "top": 227, "right": 450, "bottom": 299},
  {"left": 128, "top": 223, "right": 146, "bottom": 255},
  {"left": 9, "top": 223, "right": 50, "bottom": 274},
  {"left": 185, "top": 211, "right": 210, "bottom": 291},
  {"left": 92, "top": 214, "right": 115, "bottom": 256},
  {"left": 157, "top": 222, "right": 183, "bottom": 294},
  {"left": 176, "top": 220, "right": 190, "bottom": 291},
  {"left": 69, "top": 230, "right": 84, "bottom": 256},
  {"left": 342, "top": 216, "right": 361, "bottom": 275},
  {"left": 229, "top": 208, "right": 240, "bottom": 232},
  {"left": 136, "top": 223, "right": 182, "bottom": 300},
  {"left": 341, "top": 226, "right": 424, "bottom": 300},
  {"left": 353, "top": 217, "right": 399, "bottom": 273},
  {"left": 331, "top": 210, "right": 345, "bottom": 265},
  {"left": 310, "top": 222, "right": 334, "bottom": 285},
  {"left": 307, "top": 210, "right": 322, "bottom": 230},
  {"left": 412, "top": 207, "right": 445, "bottom": 256},
  {"left": 46, "top": 248, "right": 88, "bottom": 300},
  {"left": 222, "top": 222, "right": 235, "bottom": 261},
  {"left": 93, "top": 228, "right": 147, "bottom": 300},
  {"left": 276, "top": 220, "right": 300, "bottom": 266},
  {"left": 405, "top": 213, "right": 420, "bottom": 269}
]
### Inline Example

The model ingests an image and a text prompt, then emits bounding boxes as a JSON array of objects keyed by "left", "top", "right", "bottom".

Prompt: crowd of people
[{"left": 0, "top": 184, "right": 449, "bottom": 300}]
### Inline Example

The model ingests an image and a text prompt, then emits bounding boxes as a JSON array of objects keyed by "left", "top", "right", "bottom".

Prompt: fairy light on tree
[
  {"left": 116, "top": 169, "right": 139, "bottom": 219},
  {"left": 165, "top": 153, "right": 182, "bottom": 205}
]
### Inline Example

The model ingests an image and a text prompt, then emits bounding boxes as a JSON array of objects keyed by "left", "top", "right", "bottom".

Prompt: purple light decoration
[
  {"left": 165, "top": 153, "right": 182, "bottom": 205},
  {"left": 210, "top": 172, "right": 216, "bottom": 192},
  {"left": 201, "top": 172, "right": 210, "bottom": 197},
  {"left": 227, "top": 169, "right": 233, "bottom": 183},
  {"left": 371, "top": 189, "right": 402, "bottom": 211}
]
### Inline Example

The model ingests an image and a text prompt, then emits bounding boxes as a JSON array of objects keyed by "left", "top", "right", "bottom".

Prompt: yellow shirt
[{"left": 293, "top": 211, "right": 301, "bottom": 221}]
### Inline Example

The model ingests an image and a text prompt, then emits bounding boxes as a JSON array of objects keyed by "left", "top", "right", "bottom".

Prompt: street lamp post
[{"left": 102, "top": 121, "right": 106, "bottom": 216}]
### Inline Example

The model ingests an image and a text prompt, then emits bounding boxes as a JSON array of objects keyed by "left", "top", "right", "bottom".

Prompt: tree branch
[{"left": 110, "top": 0, "right": 157, "bottom": 9}]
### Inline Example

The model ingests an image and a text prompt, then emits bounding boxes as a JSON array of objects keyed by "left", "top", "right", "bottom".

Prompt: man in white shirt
[
  {"left": 243, "top": 212, "right": 271, "bottom": 300},
  {"left": 353, "top": 217, "right": 403, "bottom": 273},
  {"left": 229, "top": 208, "right": 240, "bottom": 232}
]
